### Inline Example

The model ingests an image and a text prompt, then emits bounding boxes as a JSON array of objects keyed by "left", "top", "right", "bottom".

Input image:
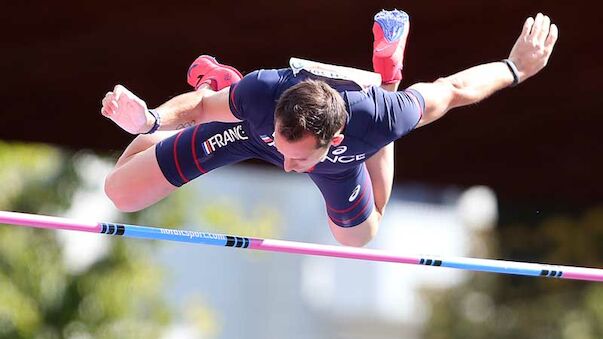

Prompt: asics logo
[
  {"left": 349, "top": 185, "right": 361, "bottom": 202},
  {"left": 332, "top": 146, "right": 347, "bottom": 155}
]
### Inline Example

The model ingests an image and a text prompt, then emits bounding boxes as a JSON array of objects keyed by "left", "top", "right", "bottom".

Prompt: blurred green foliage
[
  {"left": 131, "top": 186, "right": 283, "bottom": 241},
  {"left": 0, "top": 141, "right": 281, "bottom": 339},
  {"left": 0, "top": 142, "right": 170, "bottom": 339},
  {"left": 423, "top": 206, "right": 603, "bottom": 339}
]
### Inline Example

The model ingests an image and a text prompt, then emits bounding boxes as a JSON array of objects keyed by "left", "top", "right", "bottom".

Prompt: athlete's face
[{"left": 273, "top": 123, "right": 343, "bottom": 173}]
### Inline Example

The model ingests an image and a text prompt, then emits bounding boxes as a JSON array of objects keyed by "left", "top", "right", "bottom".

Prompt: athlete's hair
[{"left": 275, "top": 79, "right": 347, "bottom": 148}]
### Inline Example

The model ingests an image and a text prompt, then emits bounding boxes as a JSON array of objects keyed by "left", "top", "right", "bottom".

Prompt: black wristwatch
[
  {"left": 143, "top": 109, "right": 161, "bottom": 134},
  {"left": 502, "top": 59, "right": 520, "bottom": 87}
]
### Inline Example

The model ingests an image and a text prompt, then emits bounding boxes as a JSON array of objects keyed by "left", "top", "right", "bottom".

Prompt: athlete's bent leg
[
  {"left": 107, "top": 119, "right": 256, "bottom": 212},
  {"left": 328, "top": 9, "right": 411, "bottom": 247},
  {"left": 105, "top": 139, "right": 178, "bottom": 212}
]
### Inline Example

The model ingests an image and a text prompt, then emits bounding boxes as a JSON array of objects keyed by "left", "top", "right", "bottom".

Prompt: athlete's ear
[{"left": 331, "top": 133, "right": 344, "bottom": 146}]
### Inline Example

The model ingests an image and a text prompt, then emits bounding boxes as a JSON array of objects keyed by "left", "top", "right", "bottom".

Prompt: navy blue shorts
[{"left": 155, "top": 122, "right": 374, "bottom": 227}]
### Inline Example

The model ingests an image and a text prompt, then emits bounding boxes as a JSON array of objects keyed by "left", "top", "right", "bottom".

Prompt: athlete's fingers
[
  {"left": 101, "top": 105, "right": 113, "bottom": 117},
  {"left": 101, "top": 95, "right": 110, "bottom": 111},
  {"left": 101, "top": 92, "right": 112, "bottom": 106},
  {"left": 521, "top": 16, "right": 535, "bottom": 39},
  {"left": 109, "top": 99, "right": 118, "bottom": 112},
  {"left": 545, "top": 23, "right": 559, "bottom": 52},
  {"left": 102, "top": 93, "right": 113, "bottom": 105},
  {"left": 102, "top": 100, "right": 114, "bottom": 114},
  {"left": 113, "top": 84, "right": 126, "bottom": 101},
  {"left": 538, "top": 15, "right": 551, "bottom": 43},
  {"left": 530, "top": 13, "right": 543, "bottom": 40}
]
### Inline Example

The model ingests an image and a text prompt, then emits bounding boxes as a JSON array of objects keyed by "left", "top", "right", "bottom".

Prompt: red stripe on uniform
[
  {"left": 326, "top": 184, "right": 367, "bottom": 214},
  {"left": 230, "top": 85, "right": 239, "bottom": 114},
  {"left": 406, "top": 90, "right": 423, "bottom": 120},
  {"left": 191, "top": 125, "right": 207, "bottom": 174},
  {"left": 172, "top": 131, "right": 189, "bottom": 184},
  {"left": 328, "top": 198, "right": 373, "bottom": 226}
]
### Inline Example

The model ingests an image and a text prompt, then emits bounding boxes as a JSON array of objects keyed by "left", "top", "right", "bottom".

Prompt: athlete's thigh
[
  {"left": 309, "top": 165, "right": 375, "bottom": 227},
  {"left": 155, "top": 121, "right": 255, "bottom": 187},
  {"left": 309, "top": 165, "right": 380, "bottom": 246}
]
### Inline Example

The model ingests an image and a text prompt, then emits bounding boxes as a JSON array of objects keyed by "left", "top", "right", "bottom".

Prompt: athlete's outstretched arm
[
  {"left": 411, "top": 13, "right": 558, "bottom": 128},
  {"left": 101, "top": 85, "right": 239, "bottom": 134}
]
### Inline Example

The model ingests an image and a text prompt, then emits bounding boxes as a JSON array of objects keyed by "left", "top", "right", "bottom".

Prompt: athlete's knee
[
  {"left": 104, "top": 172, "right": 144, "bottom": 212},
  {"left": 328, "top": 213, "right": 380, "bottom": 247},
  {"left": 105, "top": 143, "right": 178, "bottom": 212},
  {"left": 104, "top": 175, "right": 135, "bottom": 212},
  {"left": 334, "top": 231, "right": 374, "bottom": 248}
]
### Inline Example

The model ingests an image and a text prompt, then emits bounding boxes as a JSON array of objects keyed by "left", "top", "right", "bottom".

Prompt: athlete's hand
[
  {"left": 508, "top": 13, "right": 559, "bottom": 84},
  {"left": 101, "top": 85, "right": 154, "bottom": 134}
]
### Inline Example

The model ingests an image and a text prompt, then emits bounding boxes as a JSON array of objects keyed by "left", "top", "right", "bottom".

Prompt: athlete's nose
[{"left": 283, "top": 158, "right": 296, "bottom": 172}]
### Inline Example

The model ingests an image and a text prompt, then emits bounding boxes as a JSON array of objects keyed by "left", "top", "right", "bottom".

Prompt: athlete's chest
[{"left": 312, "top": 138, "right": 375, "bottom": 173}]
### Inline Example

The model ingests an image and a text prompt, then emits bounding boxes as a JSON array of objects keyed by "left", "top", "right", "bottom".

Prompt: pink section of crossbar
[
  {"left": 563, "top": 271, "right": 603, "bottom": 282},
  {"left": 250, "top": 238, "right": 419, "bottom": 264},
  {"left": 0, "top": 211, "right": 100, "bottom": 233}
]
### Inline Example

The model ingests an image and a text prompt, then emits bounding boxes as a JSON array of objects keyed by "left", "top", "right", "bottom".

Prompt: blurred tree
[
  {"left": 422, "top": 206, "right": 603, "bottom": 339},
  {"left": 0, "top": 142, "right": 170, "bottom": 339},
  {"left": 130, "top": 186, "right": 283, "bottom": 241}
]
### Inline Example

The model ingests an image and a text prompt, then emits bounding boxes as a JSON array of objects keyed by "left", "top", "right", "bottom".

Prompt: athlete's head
[{"left": 274, "top": 79, "right": 347, "bottom": 172}]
